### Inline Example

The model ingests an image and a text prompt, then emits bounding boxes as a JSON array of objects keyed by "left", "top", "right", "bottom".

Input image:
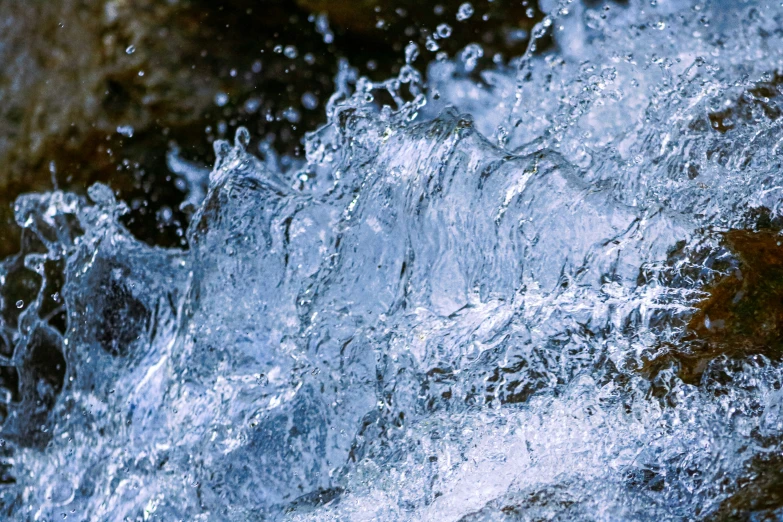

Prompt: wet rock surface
[
  {"left": 0, "top": 0, "right": 335, "bottom": 257},
  {"left": 710, "top": 453, "right": 783, "bottom": 521},
  {"left": 645, "top": 228, "right": 783, "bottom": 385}
]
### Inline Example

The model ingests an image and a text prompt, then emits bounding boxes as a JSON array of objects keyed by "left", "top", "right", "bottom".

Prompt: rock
[
  {"left": 644, "top": 229, "right": 783, "bottom": 385},
  {"left": 0, "top": 0, "right": 339, "bottom": 258},
  {"left": 709, "top": 452, "right": 783, "bottom": 521}
]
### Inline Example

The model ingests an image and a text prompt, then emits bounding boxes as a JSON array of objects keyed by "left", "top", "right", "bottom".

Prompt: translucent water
[{"left": 3, "top": 0, "right": 783, "bottom": 520}]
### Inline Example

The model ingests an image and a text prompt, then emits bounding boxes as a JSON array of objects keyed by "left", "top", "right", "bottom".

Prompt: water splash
[{"left": 2, "top": 0, "right": 783, "bottom": 520}]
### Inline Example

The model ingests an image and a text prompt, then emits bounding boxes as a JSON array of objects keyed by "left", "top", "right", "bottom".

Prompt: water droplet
[
  {"left": 244, "top": 98, "right": 261, "bottom": 113},
  {"left": 460, "top": 43, "right": 484, "bottom": 72},
  {"left": 301, "top": 92, "right": 319, "bottom": 110},
  {"left": 125, "top": 45, "right": 135, "bottom": 55},
  {"left": 234, "top": 127, "right": 250, "bottom": 150},
  {"left": 405, "top": 42, "right": 420, "bottom": 64},
  {"left": 284, "top": 45, "right": 298, "bottom": 59},
  {"left": 315, "top": 13, "right": 334, "bottom": 44},
  {"left": 88, "top": 183, "right": 116, "bottom": 205},
  {"left": 437, "top": 23, "right": 452, "bottom": 38},
  {"left": 283, "top": 107, "right": 301, "bottom": 123},
  {"left": 213, "top": 141, "right": 231, "bottom": 165},
  {"left": 15, "top": 300, "right": 23, "bottom": 309},
  {"left": 214, "top": 92, "right": 229, "bottom": 107},
  {"left": 116, "top": 125, "right": 134, "bottom": 138},
  {"left": 457, "top": 2, "right": 474, "bottom": 21}
]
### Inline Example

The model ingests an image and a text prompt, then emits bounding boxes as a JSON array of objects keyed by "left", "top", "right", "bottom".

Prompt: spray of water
[{"left": 2, "top": 0, "right": 783, "bottom": 519}]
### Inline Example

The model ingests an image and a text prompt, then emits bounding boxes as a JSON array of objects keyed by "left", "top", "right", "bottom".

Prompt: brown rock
[{"left": 644, "top": 229, "right": 783, "bottom": 384}]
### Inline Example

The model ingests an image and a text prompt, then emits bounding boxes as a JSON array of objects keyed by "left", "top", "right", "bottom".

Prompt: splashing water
[{"left": 3, "top": 0, "right": 783, "bottom": 520}]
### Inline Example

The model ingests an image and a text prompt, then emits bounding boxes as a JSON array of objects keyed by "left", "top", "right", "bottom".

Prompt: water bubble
[
  {"left": 456, "top": 2, "right": 474, "bottom": 21},
  {"left": 125, "top": 45, "right": 135, "bottom": 55},
  {"left": 425, "top": 37, "right": 440, "bottom": 52},
  {"left": 284, "top": 45, "right": 298, "bottom": 59},
  {"left": 15, "top": 301, "right": 23, "bottom": 309}
]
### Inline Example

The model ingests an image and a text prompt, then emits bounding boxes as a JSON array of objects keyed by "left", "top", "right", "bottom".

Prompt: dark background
[{"left": 0, "top": 0, "right": 545, "bottom": 258}]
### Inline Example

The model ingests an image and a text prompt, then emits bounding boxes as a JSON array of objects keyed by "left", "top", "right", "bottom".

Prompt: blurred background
[{"left": 0, "top": 0, "right": 550, "bottom": 259}]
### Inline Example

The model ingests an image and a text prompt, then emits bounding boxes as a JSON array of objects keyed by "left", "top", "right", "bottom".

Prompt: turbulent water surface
[{"left": 3, "top": 0, "right": 783, "bottom": 520}]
